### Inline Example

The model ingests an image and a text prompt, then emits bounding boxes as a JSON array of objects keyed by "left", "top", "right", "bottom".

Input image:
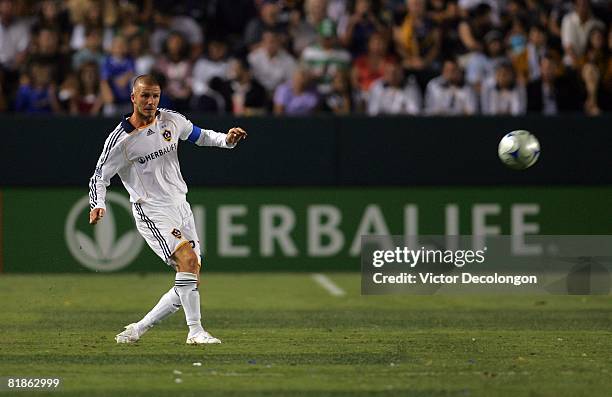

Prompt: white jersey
[{"left": 89, "top": 108, "right": 234, "bottom": 210}]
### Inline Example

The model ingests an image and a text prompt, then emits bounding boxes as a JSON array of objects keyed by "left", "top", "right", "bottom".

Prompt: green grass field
[{"left": 1, "top": 273, "right": 611, "bottom": 397}]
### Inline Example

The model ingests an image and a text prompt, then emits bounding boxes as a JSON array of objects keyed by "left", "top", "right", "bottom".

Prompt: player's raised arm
[
  {"left": 169, "top": 106, "right": 247, "bottom": 148},
  {"left": 225, "top": 127, "right": 247, "bottom": 145},
  {"left": 89, "top": 127, "right": 127, "bottom": 224},
  {"left": 182, "top": 124, "right": 247, "bottom": 148}
]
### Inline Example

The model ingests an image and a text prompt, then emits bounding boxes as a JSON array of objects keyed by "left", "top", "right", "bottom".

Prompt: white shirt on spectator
[
  {"left": 135, "top": 54, "right": 156, "bottom": 75},
  {"left": 465, "top": 53, "right": 501, "bottom": 86},
  {"left": 0, "top": 18, "right": 31, "bottom": 68},
  {"left": 248, "top": 47, "right": 297, "bottom": 93},
  {"left": 192, "top": 57, "right": 229, "bottom": 96},
  {"left": 425, "top": 76, "right": 477, "bottom": 115},
  {"left": 367, "top": 78, "right": 421, "bottom": 116},
  {"left": 561, "top": 11, "right": 604, "bottom": 64},
  {"left": 480, "top": 78, "right": 526, "bottom": 115}
]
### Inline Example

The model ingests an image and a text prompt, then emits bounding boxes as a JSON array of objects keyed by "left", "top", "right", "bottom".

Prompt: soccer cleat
[
  {"left": 115, "top": 323, "right": 140, "bottom": 344},
  {"left": 186, "top": 330, "right": 222, "bottom": 345}
]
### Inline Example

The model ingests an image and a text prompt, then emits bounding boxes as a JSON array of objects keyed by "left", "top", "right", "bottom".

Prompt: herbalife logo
[{"left": 65, "top": 192, "right": 144, "bottom": 272}]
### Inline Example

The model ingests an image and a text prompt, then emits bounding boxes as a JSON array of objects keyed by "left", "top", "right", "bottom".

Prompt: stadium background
[
  {"left": 1, "top": 2, "right": 612, "bottom": 396},
  {"left": 0, "top": 0, "right": 611, "bottom": 273}
]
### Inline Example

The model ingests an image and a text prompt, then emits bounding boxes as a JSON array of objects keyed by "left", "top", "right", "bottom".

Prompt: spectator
[
  {"left": 338, "top": 0, "right": 387, "bottom": 57},
  {"left": 579, "top": 26, "right": 608, "bottom": 77},
  {"left": 458, "top": 0, "right": 501, "bottom": 25},
  {"left": 512, "top": 24, "right": 549, "bottom": 83},
  {"left": 324, "top": 70, "right": 353, "bottom": 114},
  {"left": 248, "top": 29, "right": 297, "bottom": 94},
  {"left": 481, "top": 61, "right": 526, "bottom": 115},
  {"left": 68, "top": 1, "right": 115, "bottom": 52},
  {"left": 129, "top": 33, "right": 155, "bottom": 76},
  {"left": 367, "top": 62, "right": 421, "bottom": 115},
  {"left": 244, "top": 0, "right": 286, "bottom": 50},
  {"left": 211, "top": 57, "right": 268, "bottom": 116},
  {"left": 0, "top": 0, "right": 31, "bottom": 72},
  {"left": 351, "top": 32, "right": 396, "bottom": 94},
  {"left": 27, "top": 27, "right": 71, "bottom": 86},
  {"left": 290, "top": 0, "right": 328, "bottom": 56},
  {"left": 31, "top": 0, "right": 72, "bottom": 52},
  {"left": 428, "top": 0, "right": 462, "bottom": 56},
  {"left": 425, "top": 58, "right": 477, "bottom": 115},
  {"left": 72, "top": 27, "right": 104, "bottom": 71},
  {"left": 100, "top": 35, "right": 135, "bottom": 115},
  {"left": 394, "top": 0, "right": 442, "bottom": 79},
  {"left": 193, "top": 39, "right": 230, "bottom": 99},
  {"left": 273, "top": 68, "right": 319, "bottom": 115},
  {"left": 457, "top": 3, "right": 493, "bottom": 57},
  {"left": 506, "top": 17, "right": 528, "bottom": 61},
  {"left": 581, "top": 62, "right": 600, "bottom": 115},
  {"left": 327, "top": 0, "right": 349, "bottom": 24},
  {"left": 302, "top": 19, "right": 351, "bottom": 94},
  {"left": 527, "top": 53, "right": 584, "bottom": 114},
  {"left": 561, "top": 0, "right": 604, "bottom": 67},
  {"left": 150, "top": 11, "right": 204, "bottom": 59},
  {"left": 547, "top": 1, "right": 572, "bottom": 40},
  {"left": 155, "top": 32, "right": 193, "bottom": 111},
  {"left": 202, "top": 0, "right": 257, "bottom": 51},
  {"left": 499, "top": 0, "right": 528, "bottom": 34},
  {"left": 69, "top": 61, "right": 103, "bottom": 115},
  {"left": 115, "top": 2, "right": 144, "bottom": 40},
  {"left": 465, "top": 30, "right": 507, "bottom": 91},
  {"left": 15, "top": 62, "right": 61, "bottom": 113}
]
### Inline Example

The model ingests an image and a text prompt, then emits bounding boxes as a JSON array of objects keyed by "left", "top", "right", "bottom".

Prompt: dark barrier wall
[{"left": 1, "top": 115, "right": 611, "bottom": 186}]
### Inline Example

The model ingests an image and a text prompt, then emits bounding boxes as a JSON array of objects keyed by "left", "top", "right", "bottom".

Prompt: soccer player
[{"left": 88, "top": 74, "right": 247, "bottom": 345}]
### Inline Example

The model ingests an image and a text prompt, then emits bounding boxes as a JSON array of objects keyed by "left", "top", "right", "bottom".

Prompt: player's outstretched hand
[
  {"left": 89, "top": 208, "right": 106, "bottom": 225},
  {"left": 226, "top": 127, "right": 247, "bottom": 145}
]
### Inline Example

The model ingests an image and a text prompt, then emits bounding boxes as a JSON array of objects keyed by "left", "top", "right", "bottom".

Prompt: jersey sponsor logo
[
  {"left": 171, "top": 228, "right": 182, "bottom": 239},
  {"left": 162, "top": 129, "right": 172, "bottom": 142},
  {"left": 146, "top": 129, "right": 155, "bottom": 136},
  {"left": 65, "top": 192, "right": 144, "bottom": 272},
  {"left": 137, "top": 143, "right": 178, "bottom": 164}
]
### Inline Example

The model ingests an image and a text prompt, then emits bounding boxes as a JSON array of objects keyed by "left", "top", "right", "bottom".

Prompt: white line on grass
[{"left": 311, "top": 273, "right": 346, "bottom": 297}]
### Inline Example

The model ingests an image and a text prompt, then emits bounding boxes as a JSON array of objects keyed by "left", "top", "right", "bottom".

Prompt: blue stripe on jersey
[{"left": 187, "top": 125, "right": 202, "bottom": 144}]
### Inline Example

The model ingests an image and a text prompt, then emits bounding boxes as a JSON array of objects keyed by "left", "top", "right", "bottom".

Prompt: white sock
[
  {"left": 175, "top": 272, "right": 204, "bottom": 336},
  {"left": 135, "top": 286, "right": 182, "bottom": 335}
]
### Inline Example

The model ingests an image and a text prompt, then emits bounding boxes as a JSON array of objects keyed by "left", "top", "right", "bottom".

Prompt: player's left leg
[
  {"left": 116, "top": 203, "right": 184, "bottom": 344},
  {"left": 115, "top": 287, "right": 182, "bottom": 343}
]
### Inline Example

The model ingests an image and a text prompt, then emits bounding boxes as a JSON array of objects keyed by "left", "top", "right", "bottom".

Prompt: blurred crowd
[{"left": 0, "top": 0, "right": 610, "bottom": 116}]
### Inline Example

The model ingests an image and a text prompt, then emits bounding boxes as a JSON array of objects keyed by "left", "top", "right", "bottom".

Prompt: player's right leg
[{"left": 173, "top": 243, "right": 221, "bottom": 345}]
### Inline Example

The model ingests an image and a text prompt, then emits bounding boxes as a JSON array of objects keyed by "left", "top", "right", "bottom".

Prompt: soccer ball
[{"left": 498, "top": 130, "right": 540, "bottom": 170}]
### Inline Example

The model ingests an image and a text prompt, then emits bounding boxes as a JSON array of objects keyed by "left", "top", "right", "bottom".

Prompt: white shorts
[{"left": 132, "top": 201, "right": 201, "bottom": 268}]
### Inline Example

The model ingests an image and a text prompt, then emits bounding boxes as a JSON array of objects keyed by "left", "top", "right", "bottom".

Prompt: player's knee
[
  {"left": 178, "top": 251, "right": 199, "bottom": 274},
  {"left": 186, "top": 254, "right": 199, "bottom": 274}
]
